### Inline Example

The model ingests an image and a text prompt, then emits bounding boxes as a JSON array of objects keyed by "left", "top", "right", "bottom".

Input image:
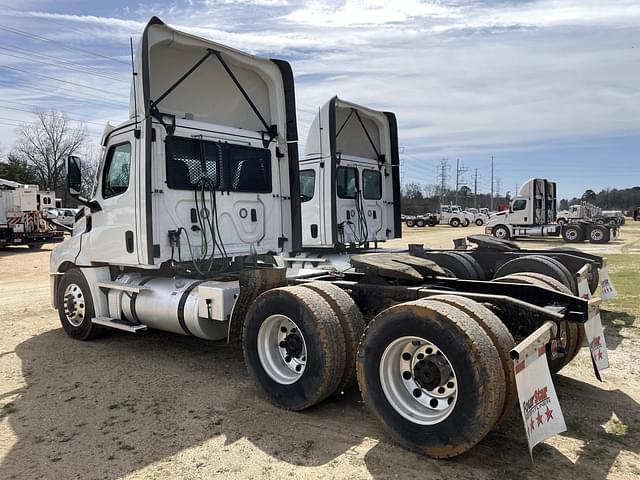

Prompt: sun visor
[{"left": 130, "top": 17, "right": 291, "bottom": 140}]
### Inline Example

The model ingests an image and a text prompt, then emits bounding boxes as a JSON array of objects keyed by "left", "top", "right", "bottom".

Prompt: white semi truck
[
  {"left": 486, "top": 178, "right": 617, "bottom": 243},
  {"left": 52, "top": 18, "right": 610, "bottom": 459},
  {"left": 0, "top": 178, "right": 64, "bottom": 248}
]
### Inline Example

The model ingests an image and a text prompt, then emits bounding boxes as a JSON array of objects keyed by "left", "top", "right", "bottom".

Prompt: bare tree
[
  {"left": 12, "top": 111, "right": 87, "bottom": 196},
  {"left": 80, "top": 144, "right": 102, "bottom": 198}
]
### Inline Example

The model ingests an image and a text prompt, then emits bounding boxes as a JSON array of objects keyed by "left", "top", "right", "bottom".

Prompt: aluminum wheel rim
[
  {"left": 566, "top": 229, "right": 578, "bottom": 240},
  {"left": 591, "top": 230, "right": 603, "bottom": 241},
  {"left": 257, "top": 314, "right": 307, "bottom": 385},
  {"left": 379, "top": 336, "right": 458, "bottom": 425},
  {"left": 63, "top": 283, "right": 86, "bottom": 327},
  {"left": 495, "top": 228, "right": 507, "bottom": 238}
]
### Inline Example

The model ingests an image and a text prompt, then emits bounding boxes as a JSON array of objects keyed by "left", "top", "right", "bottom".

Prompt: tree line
[{"left": 0, "top": 110, "right": 98, "bottom": 204}]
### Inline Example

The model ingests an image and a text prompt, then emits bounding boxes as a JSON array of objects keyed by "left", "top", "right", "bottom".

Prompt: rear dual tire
[
  {"left": 243, "top": 286, "right": 346, "bottom": 411},
  {"left": 357, "top": 299, "right": 506, "bottom": 458}
]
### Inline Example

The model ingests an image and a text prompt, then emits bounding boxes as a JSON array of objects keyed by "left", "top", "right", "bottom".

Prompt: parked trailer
[
  {"left": 0, "top": 178, "right": 64, "bottom": 248},
  {"left": 52, "top": 18, "right": 609, "bottom": 459}
]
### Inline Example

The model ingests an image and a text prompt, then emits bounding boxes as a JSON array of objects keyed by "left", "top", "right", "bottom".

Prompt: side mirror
[
  {"left": 66, "top": 155, "right": 102, "bottom": 213},
  {"left": 67, "top": 155, "right": 82, "bottom": 196}
]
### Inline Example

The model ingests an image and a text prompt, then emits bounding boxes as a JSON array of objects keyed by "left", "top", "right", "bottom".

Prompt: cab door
[{"left": 86, "top": 130, "right": 139, "bottom": 264}]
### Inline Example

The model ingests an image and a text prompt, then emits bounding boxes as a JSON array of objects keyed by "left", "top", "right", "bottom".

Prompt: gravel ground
[{"left": 1, "top": 224, "right": 639, "bottom": 479}]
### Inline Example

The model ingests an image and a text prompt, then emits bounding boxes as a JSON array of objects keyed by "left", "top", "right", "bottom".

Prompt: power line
[
  {"left": 0, "top": 63, "right": 124, "bottom": 97},
  {"left": 2, "top": 83, "right": 127, "bottom": 107},
  {"left": 0, "top": 46, "right": 127, "bottom": 82},
  {"left": 0, "top": 22, "right": 130, "bottom": 66},
  {"left": 0, "top": 104, "right": 109, "bottom": 127}
]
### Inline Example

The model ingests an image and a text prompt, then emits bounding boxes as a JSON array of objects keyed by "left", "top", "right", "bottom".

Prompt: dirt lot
[{"left": 1, "top": 224, "right": 639, "bottom": 479}]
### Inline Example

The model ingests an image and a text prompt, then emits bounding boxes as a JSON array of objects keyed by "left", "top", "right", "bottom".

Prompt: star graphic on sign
[
  {"left": 536, "top": 412, "right": 544, "bottom": 426},
  {"left": 597, "top": 350, "right": 603, "bottom": 360},
  {"left": 530, "top": 417, "right": 535, "bottom": 431},
  {"left": 545, "top": 406, "right": 553, "bottom": 421}
]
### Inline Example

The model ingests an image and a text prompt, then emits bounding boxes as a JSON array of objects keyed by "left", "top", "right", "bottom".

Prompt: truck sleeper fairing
[
  {"left": 53, "top": 17, "right": 301, "bottom": 272},
  {"left": 300, "top": 97, "right": 401, "bottom": 248}
]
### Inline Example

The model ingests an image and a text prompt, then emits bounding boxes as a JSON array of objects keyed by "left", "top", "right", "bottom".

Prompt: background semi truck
[
  {"left": 486, "top": 178, "right": 617, "bottom": 243},
  {"left": 51, "top": 18, "right": 611, "bottom": 459}
]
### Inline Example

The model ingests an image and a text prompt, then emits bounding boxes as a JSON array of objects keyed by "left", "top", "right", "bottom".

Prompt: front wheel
[
  {"left": 492, "top": 225, "right": 510, "bottom": 239},
  {"left": 449, "top": 218, "right": 460, "bottom": 228},
  {"left": 416, "top": 219, "right": 426, "bottom": 228},
  {"left": 475, "top": 218, "right": 484, "bottom": 226},
  {"left": 57, "top": 268, "right": 101, "bottom": 340},
  {"left": 357, "top": 299, "right": 505, "bottom": 458},
  {"left": 406, "top": 219, "right": 415, "bottom": 228},
  {"left": 462, "top": 219, "right": 470, "bottom": 227}
]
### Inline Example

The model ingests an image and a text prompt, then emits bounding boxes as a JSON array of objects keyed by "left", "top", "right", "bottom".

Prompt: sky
[{"left": 0, "top": 0, "right": 638, "bottom": 200}]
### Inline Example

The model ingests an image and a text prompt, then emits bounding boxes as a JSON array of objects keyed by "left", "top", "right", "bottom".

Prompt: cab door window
[
  {"left": 300, "top": 169, "right": 315, "bottom": 202},
  {"left": 512, "top": 199, "right": 527, "bottom": 211},
  {"left": 102, "top": 143, "right": 132, "bottom": 198}
]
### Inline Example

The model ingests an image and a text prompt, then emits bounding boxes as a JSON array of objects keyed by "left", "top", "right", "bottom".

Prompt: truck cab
[
  {"left": 51, "top": 17, "right": 300, "bottom": 337},
  {"left": 299, "top": 97, "right": 401, "bottom": 248}
]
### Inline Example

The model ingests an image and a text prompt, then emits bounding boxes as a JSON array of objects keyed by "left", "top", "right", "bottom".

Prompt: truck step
[
  {"left": 96, "top": 281, "right": 151, "bottom": 293},
  {"left": 92, "top": 317, "right": 148, "bottom": 333}
]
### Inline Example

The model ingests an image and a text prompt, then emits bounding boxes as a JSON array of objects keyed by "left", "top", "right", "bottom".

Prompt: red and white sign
[
  {"left": 599, "top": 267, "right": 618, "bottom": 300},
  {"left": 514, "top": 346, "right": 566, "bottom": 458},
  {"left": 577, "top": 276, "right": 609, "bottom": 377}
]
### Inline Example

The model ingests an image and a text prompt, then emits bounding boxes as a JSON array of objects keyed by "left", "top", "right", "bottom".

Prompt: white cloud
[{"left": 0, "top": 0, "right": 638, "bottom": 195}]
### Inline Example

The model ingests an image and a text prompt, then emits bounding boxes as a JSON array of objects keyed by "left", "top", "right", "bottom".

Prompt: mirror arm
[{"left": 70, "top": 192, "right": 102, "bottom": 213}]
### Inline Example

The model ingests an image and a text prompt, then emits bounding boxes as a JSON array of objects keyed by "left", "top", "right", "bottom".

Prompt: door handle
[
  {"left": 125, "top": 231, "right": 134, "bottom": 253},
  {"left": 250, "top": 208, "right": 257, "bottom": 222}
]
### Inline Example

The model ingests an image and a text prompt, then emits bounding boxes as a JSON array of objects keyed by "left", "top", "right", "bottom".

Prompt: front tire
[
  {"left": 357, "top": 300, "right": 505, "bottom": 458},
  {"left": 475, "top": 218, "right": 484, "bottom": 226},
  {"left": 406, "top": 219, "right": 415, "bottom": 228},
  {"left": 449, "top": 218, "right": 460, "bottom": 228},
  {"left": 492, "top": 225, "right": 510, "bottom": 240},
  {"left": 57, "top": 268, "right": 101, "bottom": 340},
  {"left": 416, "top": 219, "right": 426, "bottom": 228}
]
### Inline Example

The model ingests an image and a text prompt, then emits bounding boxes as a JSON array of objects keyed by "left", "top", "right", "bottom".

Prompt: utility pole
[
  {"left": 454, "top": 159, "right": 467, "bottom": 205},
  {"left": 490, "top": 155, "right": 494, "bottom": 211},
  {"left": 495, "top": 178, "right": 503, "bottom": 198},
  {"left": 474, "top": 168, "right": 478, "bottom": 209},
  {"left": 437, "top": 159, "right": 449, "bottom": 204}
]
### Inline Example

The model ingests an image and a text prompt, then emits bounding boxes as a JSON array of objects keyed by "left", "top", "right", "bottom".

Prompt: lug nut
[
  {"left": 280, "top": 327, "right": 287, "bottom": 333},
  {"left": 285, "top": 355, "right": 291, "bottom": 363},
  {"left": 430, "top": 399, "right": 439, "bottom": 408},
  {"left": 402, "top": 352, "right": 411, "bottom": 361},
  {"left": 402, "top": 371, "right": 412, "bottom": 380},
  {"left": 412, "top": 389, "right": 422, "bottom": 398},
  {"left": 279, "top": 341, "right": 286, "bottom": 348}
]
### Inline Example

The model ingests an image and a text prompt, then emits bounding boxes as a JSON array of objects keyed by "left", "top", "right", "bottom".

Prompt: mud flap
[
  {"left": 577, "top": 268, "right": 609, "bottom": 379},
  {"left": 512, "top": 322, "right": 567, "bottom": 459},
  {"left": 598, "top": 266, "right": 618, "bottom": 300}
]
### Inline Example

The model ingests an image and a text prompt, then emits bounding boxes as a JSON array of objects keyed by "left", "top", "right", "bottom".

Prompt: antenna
[{"left": 130, "top": 37, "right": 139, "bottom": 131}]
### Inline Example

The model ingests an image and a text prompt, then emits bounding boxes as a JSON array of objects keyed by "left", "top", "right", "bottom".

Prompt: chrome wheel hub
[
  {"left": 380, "top": 336, "right": 458, "bottom": 425},
  {"left": 257, "top": 314, "right": 307, "bottom": 385},
  {"left": 63, "top": 283, "right": 86, "bottom": 327}
]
